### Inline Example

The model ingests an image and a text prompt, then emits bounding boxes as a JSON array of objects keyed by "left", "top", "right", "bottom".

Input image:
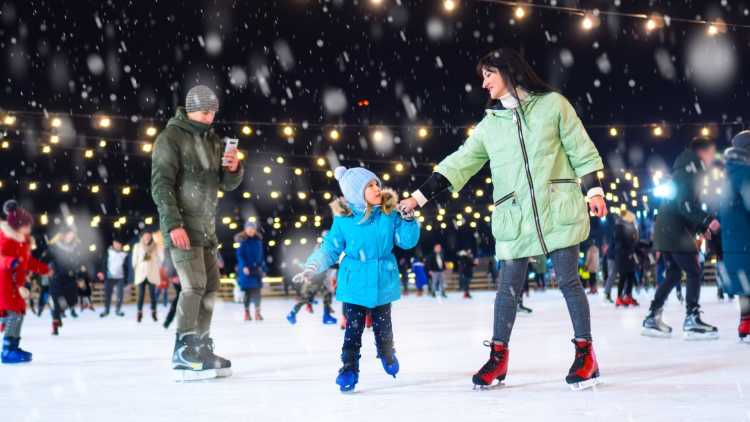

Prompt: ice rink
[{"left": 1, "top": 286, "right": 748, "bottom": 422}]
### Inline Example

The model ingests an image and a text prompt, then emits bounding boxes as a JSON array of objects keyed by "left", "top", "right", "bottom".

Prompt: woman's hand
[
  {"left": 398, "top": 198, "right": 418, "bottom": 214},
  {"left": 588, "top": 196, "right": 607, "bottom": 218}
]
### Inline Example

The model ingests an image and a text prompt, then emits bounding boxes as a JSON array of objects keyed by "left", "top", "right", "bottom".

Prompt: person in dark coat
[
  {"left": 48, "top": 227, "right": 85, "bottom": 336},
  {"left": 235, "top": 221, "right": 266, "bottom": 321},
  {"left": 642, "top": 137, "right": 721, "bottom": 340},
  {"left": 425, "top": 243, "right": 447, "bottom": 298},
  {"left": 456, "top": 250, "right": 475, "bottom": 299},
  {"left": 718, "top": 131, "right": 750, "bottom": 342},
  {"left": 614, "top": 210, "right": 639, "bottom": 307}
]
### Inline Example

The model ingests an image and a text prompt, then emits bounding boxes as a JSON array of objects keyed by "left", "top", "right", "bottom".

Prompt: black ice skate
[
  {"left": 641, "top": 308, "right": 672, "bottom": 338},
  {"left": 172, "top": 332, "right": 226, "bottom": 382},
  {"left": 683, "top": 308, "right": 719, "bottom": 341},
  {"left": 197, "top": 333, "right": 232, "bottom": 378}
]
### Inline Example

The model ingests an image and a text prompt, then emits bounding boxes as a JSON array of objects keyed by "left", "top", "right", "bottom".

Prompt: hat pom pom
[
  {"left": 3, "top": 200, "right": 18, "bottom": 215},
  {"left": 334, "top": 166, "right": 347, "bottom": 181}
]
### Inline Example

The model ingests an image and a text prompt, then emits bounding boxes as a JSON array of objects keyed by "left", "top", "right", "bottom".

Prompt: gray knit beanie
[{"left": 185, "top": 85, "right": 219, "bottom": 113}]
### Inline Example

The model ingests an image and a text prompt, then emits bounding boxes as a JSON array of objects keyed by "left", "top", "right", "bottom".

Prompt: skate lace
[{"left": 478, "top": 340, "right": 505, "bottom": 375}]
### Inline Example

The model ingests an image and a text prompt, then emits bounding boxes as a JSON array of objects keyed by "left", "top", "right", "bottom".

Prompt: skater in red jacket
[{"left": 0, "top": 200, "right": 51, "bottom": 364}]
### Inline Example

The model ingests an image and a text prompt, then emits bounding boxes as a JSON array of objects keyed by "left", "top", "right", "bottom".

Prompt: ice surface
[{"left": 1, "top": 287, "right": 748, "bottom": 422}]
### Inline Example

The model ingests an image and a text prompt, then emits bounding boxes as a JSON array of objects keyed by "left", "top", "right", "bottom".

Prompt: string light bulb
[
  {"left": 241, "top": 125, "right": 253, "bottom": 136},
  {"left": 98, "top": 116, "right": 111, "bottom": 128},
  {"left": 652, "top": 125, "right": 664, "bottom": 137},
  {"left": 707, "top": 24, "right": 719, "bottom": 36},
  {"left": 514, "top": 6, "right": 526, "bottom": 19},
  {"left": 581, "top": 15, "right": 594, "bottom": 31},
  {"left": 50, "top": 135, "right": 60, "bottom": 144},
  {"left": 329, "top": 129, "right": 340, "bottom": 141},
  {"left": 146, "top": 127, "right": 158, "bottom": 137},
  {"left": 443, "top": 0, "right": 456, "bottom": 13},
  {"left": 3, "top": 115, "right": 16, "bottom": 126},
  {"left": 84, "top": 149, "right": 94, "bottom": 159},
  {"left": 282, "top": 125, "right": 294, "bottom": 137},
  {"left": 609, "top": 127, "right": 618, "bottom": 137},
  {"left": 700, "top": 127, "right": 710, "bottom": 137},
  {"left": 142, "top": 143, "right": 153, "bottom": 153},
  {"left": 418, "top": 127, "right": 429, "bottom": 139}
]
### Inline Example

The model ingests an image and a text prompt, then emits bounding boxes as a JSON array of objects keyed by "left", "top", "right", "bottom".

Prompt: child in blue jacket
[{"left": 294, "top": 166, "right": 420, "bottom": 392}]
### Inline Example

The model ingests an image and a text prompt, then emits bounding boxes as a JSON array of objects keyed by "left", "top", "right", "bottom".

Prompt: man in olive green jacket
[{"left": 151, "top": 85, "right": 244, "bottom": 381}]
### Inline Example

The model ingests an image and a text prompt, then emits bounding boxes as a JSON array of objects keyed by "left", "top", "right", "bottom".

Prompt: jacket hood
[
  {"left": 673, "top": 148, "right": 706, "bottom": 174},
  {"left": 234, "top": 231, "right": 263, "bottom": 242},
  {"left": 330, "top": 188, "right": 398, "bottom": 217},
  {"left": 0, "top": 221, "right": 26, "bottom": 243},
  {"left": 725, "top": 147, "right": 750, "bottom": 166},
  {"left": 166, "top": 107, "right": 211, "bottom": 135}
]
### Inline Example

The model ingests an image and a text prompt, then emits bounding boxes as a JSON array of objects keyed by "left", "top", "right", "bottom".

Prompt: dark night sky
[{"left": 0, "top": 0, "right": 748, "bottom": 272}]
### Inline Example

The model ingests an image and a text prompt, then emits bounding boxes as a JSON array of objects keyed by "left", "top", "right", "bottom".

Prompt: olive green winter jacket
[
  {"left": 151, "top": 107, "right": 244, "bottom": 249},
  {"left": 436, "top": 92, "right": 603, "bottom": 260}
]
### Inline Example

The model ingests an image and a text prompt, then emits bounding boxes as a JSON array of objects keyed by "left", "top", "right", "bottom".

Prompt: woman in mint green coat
[{"left": 399, "top": 48, "right": 608, "bottom": 390}]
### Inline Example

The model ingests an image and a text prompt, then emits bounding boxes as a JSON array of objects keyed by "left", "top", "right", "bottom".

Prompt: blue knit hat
[{"left": 334, "top": 166, "right": 381, "bottom": 212}]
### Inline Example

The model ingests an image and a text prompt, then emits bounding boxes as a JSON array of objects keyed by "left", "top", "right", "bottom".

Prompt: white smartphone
[{"left": 223, "top": 137, "right": 239, "bottom": 166}]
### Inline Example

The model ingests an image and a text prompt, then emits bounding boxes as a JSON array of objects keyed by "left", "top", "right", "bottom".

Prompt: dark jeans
[
  {"left": 103, "top": 278, "right": 125, "bottom": 313},
  {"left": 459, "top": 274, "right": 472, "bottom": 293},
  {"left": 493, "top": 245, "right": 591, "bottom": 344},
  {"left": 649, "top": 252, "right": 701, "bottom": 312},
  {"left": 156, "top": 286, "right": 170, "bottom": 307},
  {"left": 617, "top": 271, "right": 636, "bottom": 298},
  {"left": 342, "top": 303, "right": 393, "bottom": 364},
  {"left": 36, "top": 286, "right": 50, "bottom": 315},
  {"left": 243, "top": 287, "right": 262, "bottom": 310},
  {"left": 137, "top": 281, "right": 157, "bottom": 312},
  {"left": 164, "top": 283, "right": 182, "bottom": 328}
]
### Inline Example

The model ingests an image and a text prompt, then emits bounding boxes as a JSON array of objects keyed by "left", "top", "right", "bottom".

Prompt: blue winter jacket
[
  {"left": 305, "top": 190, "right": 420, "bottom": 308},
  {"left": 235, "top": 232, "right": 266, "bottom": 289},
  {"left": 719, "top": 147, "right": 750, "bottom": 295}
]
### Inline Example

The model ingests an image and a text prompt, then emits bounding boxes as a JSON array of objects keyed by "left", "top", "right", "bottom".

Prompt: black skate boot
[
  {"left": 197, "top": 333, "right": 232, "bottom": 378},
  {"left": 683, "top": 307, "right": 719, "bottom": 341},
  {"left": 517, "top": 301, "right": 533, "bottom": 315},
  {"left": 641, "top": 308, "right": 672, "bottom": 338},
  {"left": 172, "top": 332, "right": 217, "bottom": 382}
]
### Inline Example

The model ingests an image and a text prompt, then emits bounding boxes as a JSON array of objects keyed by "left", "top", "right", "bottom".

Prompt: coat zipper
[
  {"left": 512, "top": 109, "right": 549, "bottom": 256},
  {"left": 494, "top": 191, "right": 515, "bottom": 206},
  {"left": 549, "top": 178, "right": 578, "bottom": 184}
]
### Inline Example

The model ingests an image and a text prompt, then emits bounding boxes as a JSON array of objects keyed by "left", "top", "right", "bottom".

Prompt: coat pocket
[
  {"left": 549, "top": 180, "right": 587, "bottom": 225},
  {"left": 491, "top": 192, "right": 522, "bottom": 241},
  {"left": 170, "top": 248, "right": 196, "bottom": 264}
]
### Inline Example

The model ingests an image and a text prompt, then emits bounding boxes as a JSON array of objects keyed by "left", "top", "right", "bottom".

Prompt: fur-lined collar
[
  {"left": 329, "top": 188, "right": 398, "bottom": 217},
  {"left": 726, "top": 147, "right": 750, "bottom": 166},
  {"left": 0, "top": 221, "right": 26, "bottom": 243},
  {"left": 234, "top": 231, "right": 263, "bottom": 243}
]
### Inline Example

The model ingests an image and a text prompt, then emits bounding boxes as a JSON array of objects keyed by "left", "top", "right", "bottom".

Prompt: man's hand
[
  {"left": 223, "top": 149, "right": 240, "bottom": 173},
  {"left": 398, "top": 198, "right": 418, "bottom": 214},
  {"left": 18, "top": 286, "right": 30, "bottom": 300},
  {"left": 708, "top": 219, "right": 721, "bottom": 233},
  {"left": 588, "top": 195, "right": 607, "bottom": 218},
  {"left": 97, "top": 272, "right": 105, "bottom": 281},
  {"left": 170, "top": 228, "right": 191, "bottom": 250},
  {"left": 243, "top": 267, "right": 250, "bottom": 276}
]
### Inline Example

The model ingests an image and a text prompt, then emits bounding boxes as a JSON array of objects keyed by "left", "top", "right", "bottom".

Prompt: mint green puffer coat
[{"left": 436, "top": 92, "right": 603, "bottom": 260}]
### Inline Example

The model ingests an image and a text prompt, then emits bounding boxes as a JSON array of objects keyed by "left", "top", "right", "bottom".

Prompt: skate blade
[
  {"left": 683, "top": 331, "right": 719, "bottom": 341},
  {"left": 568, "top": 377, "right": 601, "bottom": 391},
  {"left": 215, "top": 368, "right": 232, "bottom": 378},
  {"left": 641, "top": 328, "right": 672, "bottom": 338},
  {"left": 473, "top": 381, "right": 505, "bottom": 391},
  {"left": 173, "top": 369, "right": 220, "bottom": 382},
  {"left": 740, "top": 337, "right": 750, "bottom": 345}
]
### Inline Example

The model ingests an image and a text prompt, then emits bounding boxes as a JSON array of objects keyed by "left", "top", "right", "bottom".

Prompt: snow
[{"left": 1, "top": 286, "right": 748, "bottom": 422}]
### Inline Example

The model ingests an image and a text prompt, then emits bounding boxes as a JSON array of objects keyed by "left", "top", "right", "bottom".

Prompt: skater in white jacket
[{"left": 132, "top": 231, "right": 163, "bottom": 323}]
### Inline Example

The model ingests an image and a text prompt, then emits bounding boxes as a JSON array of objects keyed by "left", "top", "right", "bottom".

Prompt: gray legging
[
  {"left": 493, "top": 245, "right": 591, "bottom": 344},
  {"left": 431, "top": 271, "right": 445, "bottom": 295},
  {"left": 3, "top": 311, "right": 23, "bottom": 338},
  {"left": 604, "top": 258, "right": 617, "bottom": 296}
]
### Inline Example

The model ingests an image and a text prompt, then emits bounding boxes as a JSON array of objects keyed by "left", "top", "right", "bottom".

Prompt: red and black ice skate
[
  {"left": 566, "top": 339, "right": 600, "bottom": 391},
  {"left": 472, "top": 341, "right": 509, "bottom": 389},
  {"left": 739, "top": 316, "right": 750, "bottom": 343}
]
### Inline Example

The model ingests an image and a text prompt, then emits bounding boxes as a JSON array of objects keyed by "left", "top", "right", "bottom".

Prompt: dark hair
[
  {"left": 476, "top": 48, "right": 555, "bottom": 107},
  {"left": 689, "top": 136, "right": 714, "bottom": 152}
]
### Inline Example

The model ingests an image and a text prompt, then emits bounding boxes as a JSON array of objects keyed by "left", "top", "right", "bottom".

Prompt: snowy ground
[{"left": 1, "top": 286, "right": 748, "bottom": 422}]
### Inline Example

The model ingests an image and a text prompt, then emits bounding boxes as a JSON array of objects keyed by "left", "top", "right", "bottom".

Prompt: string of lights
[{"left": 458, "top": 0, "right": 750, "bottom": 35}]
